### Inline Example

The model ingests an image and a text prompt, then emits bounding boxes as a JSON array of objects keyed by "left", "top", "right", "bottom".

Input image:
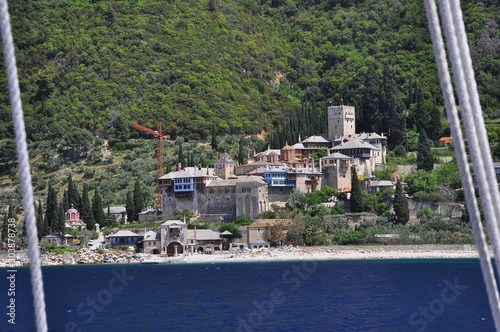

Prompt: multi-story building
[
  {"left": 328, "top": 105, "right": 356, "bottom": 140},
  {"left": 159, "top": 165, "right": 269, "bottom": 221}
]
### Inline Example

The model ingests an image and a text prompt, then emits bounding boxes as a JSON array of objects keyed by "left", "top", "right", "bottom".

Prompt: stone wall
[{"left": 408, "top": 200, "right": 463, "bottom": 220}]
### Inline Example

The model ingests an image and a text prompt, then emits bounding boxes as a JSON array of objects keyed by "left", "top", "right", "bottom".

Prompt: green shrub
[
  {"left": 335, "top": 231, "right": 365, "bottom": 245},
  {"left": 218, "top": 223, "right": 242, "bottom": 238},
  {"left": 234, "top": 216, "right": 253, "bottom": 225},
  {"left": 331, "top": 205, "right": 346, "bottom": 215}
]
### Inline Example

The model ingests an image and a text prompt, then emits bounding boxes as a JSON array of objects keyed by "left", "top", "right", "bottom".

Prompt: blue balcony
[
  {"left": 173, "top": 178, "right": 195, "bottom": 192},
  {"left": 351, "top": 154, "right": 371, "bottom": 158}
]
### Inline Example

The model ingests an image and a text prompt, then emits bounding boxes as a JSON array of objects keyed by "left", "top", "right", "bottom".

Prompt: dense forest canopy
[{"left": 0, "top": 0, "right": 499, "bottom": 148}]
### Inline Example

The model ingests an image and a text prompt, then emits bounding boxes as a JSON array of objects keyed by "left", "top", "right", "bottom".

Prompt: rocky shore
[{"left": 0, "top": 244, "right": 486, "bottom": 267}]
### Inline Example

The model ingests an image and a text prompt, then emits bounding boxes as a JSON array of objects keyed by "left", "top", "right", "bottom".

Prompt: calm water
[{"left": 0, "top": 259, "right": 495, "bottom": 331}]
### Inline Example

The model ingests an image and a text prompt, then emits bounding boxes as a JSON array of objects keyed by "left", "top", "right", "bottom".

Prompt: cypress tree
[
  {"left": 414, "top": 83, "right": 430, "bottom": 134},
  {"left": 238, "top": 137, "right": 245, "bottom": 165},
  {"left": 211, "top": 124, "right": 218, "bottom": 152},
  {"left": 57, "top": 200, "right": 66, "bottom": 237},
  {"left": 92, "top": 187, "right": 105, "bottom": 229},
  {"left": 417, "top": 130, "right": 434, "bottom": 171},
  {"left": 1, "top": 211, "right": 9, "bottom": 241},
  {"left": 178, "top": 141, "right": 184, "bottom": 165},
  {"left": 350, "top": 167, "right": 363, "bottom": 213},
  {"left": 62, "top": 190, "right": 69, "bottom": 212},
  {"left": 381, "top": 64, "right": 404, "bottom": 148},
  {"left": 36, "top": 201, "right": 44, "bottom": 240},
  {"left": 393, "top": 180, "right": 410, "bottom": 225},
  {"left": 429, "top": 104, "right": 443, "bottom": 142},
  {"left": 133, "top": 180, "right": 145, "bottom": 221},
  {"left": 81, "top": 184, "right": 95, "bottom": 230},
  {"left": 46, "top": 183, "right": 58, "bottom": 233},
  {"left": 126, "top": 190, "right": 135, "bottom": 223},
  {"left": 67, "top": 174, "right": 75, "bottom": 207}
]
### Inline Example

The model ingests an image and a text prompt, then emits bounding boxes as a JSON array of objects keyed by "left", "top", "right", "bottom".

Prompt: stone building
[
  {"left": 143, "top": 230, "right": 161, "bottom": 254},
  {"left": 186, "top": 229, "right": 224, "bottom": 253},
  {"left": 159, "top": 166, "right": 270, "bottom": 221},
  {"left": 329, "top": 137, "right": 379, "bottom": 177},
  {"left": 214, "top": 152, "right": 236, "bottom": 179},
  {"left": 328, "top": 105, "right": 356, "bottom": 140},
  {"left": 160, "top": 220, "right": 187, "bottom": 256},
  {"left": 321, "top": 152, "right": 353, "bottom": 191}
]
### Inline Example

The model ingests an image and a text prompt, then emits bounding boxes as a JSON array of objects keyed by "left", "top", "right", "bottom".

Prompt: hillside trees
[{"left": 2, "top": 0, "right": 496, "bottom": 146}]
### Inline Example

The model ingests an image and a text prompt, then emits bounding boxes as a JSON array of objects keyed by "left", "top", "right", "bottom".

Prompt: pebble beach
[{"left": 0, "top": 244, "right": 487, "bottom": 267}]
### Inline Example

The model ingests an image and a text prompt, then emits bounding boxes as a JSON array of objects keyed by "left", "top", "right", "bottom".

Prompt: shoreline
[{"left": 0, "top": 244, "right": 487, "bottom": 267}]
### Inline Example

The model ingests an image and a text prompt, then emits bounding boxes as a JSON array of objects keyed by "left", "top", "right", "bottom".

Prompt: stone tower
[
  {"left": 214, "top": 153, "right": 236, "bottom": 179},
  {"left": 327, "top": 105, "right": 356, "bottom": 140}
]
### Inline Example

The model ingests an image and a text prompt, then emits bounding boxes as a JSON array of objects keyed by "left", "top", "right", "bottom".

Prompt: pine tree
[
  {"left": 126, "top": 190, "right": 135, "bottom": 223},
  {"left": 417, "top": 130, "right": 434, "bottom": 171},
  {"left": 133, "top": 180, "right": 145, "bottom": 221},
  {"left": 81, "top": 184, "right": 95, "bottom": 230},
  {"left": 350, "top": 167, "right": 363, "bottom": 213},
  {"left": 393, "top": 180, "right": 409, "bottom": 225},
  {"left": 92, "top": 187, "right": 105, "bottom": 229},
  {"left": 46, "top": 183, "right": 58, "bottom": 233}
]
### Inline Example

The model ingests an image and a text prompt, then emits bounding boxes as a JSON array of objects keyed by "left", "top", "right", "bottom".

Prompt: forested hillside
[{"left": 0, "top": 0, "right": 499, "bottom": 148}]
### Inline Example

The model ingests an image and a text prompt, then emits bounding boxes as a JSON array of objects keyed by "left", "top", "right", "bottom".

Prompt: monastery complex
[{"left": 158, "top": 105, "right": 388, "bottom": 222}]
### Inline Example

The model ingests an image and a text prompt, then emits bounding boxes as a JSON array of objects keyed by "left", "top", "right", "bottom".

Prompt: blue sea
[{"left": 0, "top": 259, "right": 495, "bottom": 331}]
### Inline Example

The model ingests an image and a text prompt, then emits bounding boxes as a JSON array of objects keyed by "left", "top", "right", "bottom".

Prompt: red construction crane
[{"left": 132, "top": 122, "right": 170, "bottom": 210}]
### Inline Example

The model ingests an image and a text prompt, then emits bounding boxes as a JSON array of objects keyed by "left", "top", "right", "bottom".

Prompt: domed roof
[
  {"left": 282, "top": 141, "right": 294, "bottom": 150},
  {"left": 66, "top": 204, "right": 78, "bottom": 214}
]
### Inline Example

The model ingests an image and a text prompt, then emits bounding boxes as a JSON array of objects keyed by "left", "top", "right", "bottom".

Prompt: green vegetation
[
  {"left": 0, "top": 0, "right": 498, "bottom": 149},
  {"left": 47, "top": 248, "right": 79, "bottom": 255},
  {"left": 218, "top": 223, "right": 242, "bottom": 239},
  {"left": 405, "top": 160, "right": 461, "bottom": 203}
]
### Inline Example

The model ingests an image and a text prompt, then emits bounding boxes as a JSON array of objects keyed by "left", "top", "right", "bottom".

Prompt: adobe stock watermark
[
  {"left": 236, "top": 260, "right": 318, "bottom": 332},
  {"left": 5, "top": 217, "right": 17, "bottom": 325},
  {"left": 65, "top": 268, "right": 135, "bottom": 332},
  {"left": 409, "top": 277, "right": 468, "bottom": 331}
]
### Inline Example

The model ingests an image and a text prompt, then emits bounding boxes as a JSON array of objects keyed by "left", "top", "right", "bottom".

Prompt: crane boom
[
  {"left": 132, "top": 122, "right": 170, "bottom": 211},
  {"left": 132, "top": 123, "right": 170, "bottom": 139}
]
